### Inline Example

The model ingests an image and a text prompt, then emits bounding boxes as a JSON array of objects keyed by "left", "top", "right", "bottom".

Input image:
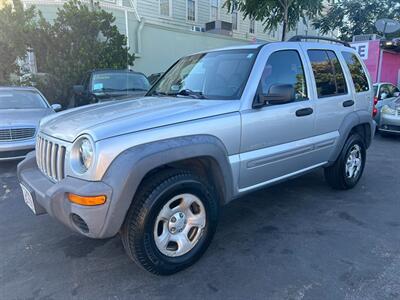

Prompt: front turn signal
[{"left": 68, "top": 193, "right": 106, "bottom": 206}]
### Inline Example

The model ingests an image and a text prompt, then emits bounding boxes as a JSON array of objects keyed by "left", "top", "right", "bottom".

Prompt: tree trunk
[{"left": 281, "top": 4, "right": 288, "bottom": 41}]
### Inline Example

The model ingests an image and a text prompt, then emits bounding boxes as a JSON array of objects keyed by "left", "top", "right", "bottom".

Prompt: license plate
[{"left": 20, "top": 184, "right": 36, "bottom": 214}]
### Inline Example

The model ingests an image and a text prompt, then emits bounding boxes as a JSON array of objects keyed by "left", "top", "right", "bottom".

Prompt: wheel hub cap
[
  {"left": 169, "top": 212, "right": 187, "bottom": 233},
  {"left": 153, "top": 193, "right": 206, "bottom": 257},
  {"left": 345, "top": 144, "right": 362, "bottom": 179}
]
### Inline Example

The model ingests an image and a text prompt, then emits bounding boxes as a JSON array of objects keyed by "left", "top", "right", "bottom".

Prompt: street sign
[{"left": 375, "top": 19, "right": 400, "bottom": 34}]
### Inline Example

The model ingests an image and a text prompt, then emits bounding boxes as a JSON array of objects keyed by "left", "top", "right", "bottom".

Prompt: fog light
[{"left": 68, "top": 193, "right": 106, "bottom": 206}]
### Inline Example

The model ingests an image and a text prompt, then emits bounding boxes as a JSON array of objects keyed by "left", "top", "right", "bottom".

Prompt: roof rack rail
[{"left": 288, "top": 35, "right": 351, "bottom": 47}]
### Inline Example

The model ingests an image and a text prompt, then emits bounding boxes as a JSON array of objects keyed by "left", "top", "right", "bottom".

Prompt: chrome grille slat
[
  {"left": 51, "top": 144, "right": 58, "bottom": 179},
  {"left": 45, "top": 141, "right": 52, "bottom": 176},
  {"left": 36, "top": 134, "right": 66, "bottom": 182},
  {"left": 0, "top": 128, "right": 35, "bottom": 141}
]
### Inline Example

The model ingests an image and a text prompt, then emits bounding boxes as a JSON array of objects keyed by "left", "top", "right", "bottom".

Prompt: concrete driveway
[{"left": 1, "top": 135, "right": 399, "bottom": 300}]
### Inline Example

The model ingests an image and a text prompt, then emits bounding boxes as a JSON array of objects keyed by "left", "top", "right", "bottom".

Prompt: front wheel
[
  {"left": 324, "top": 134, "right": 366, "bottom": 190},
  {"left": 121, "top": 169, "right": 219, "bottom": 275}
]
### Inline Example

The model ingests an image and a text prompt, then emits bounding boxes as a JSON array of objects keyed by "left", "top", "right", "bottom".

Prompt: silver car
[
  {"left": 379, "top": 97, "right": 400, "bottom": 135},
  {"left": 18, "top": 39, "right": 375, "bottom": 275},
  {"left": 0, "top": 87, "right": 60, "bottom": 161}
]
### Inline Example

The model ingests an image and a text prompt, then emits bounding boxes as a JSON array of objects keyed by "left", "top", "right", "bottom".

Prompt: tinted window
[
  {"left": 342, "top": 52, "right": 369, "bottom": 93},
  {"left": 148, "top": 49, "right": 257, "bottom": 100},
  {"left": 259, "top": 50, "right": 308, "bottom": 101},
  {"left": 308, "top": 50, "right": 348, "bottom": 97},
  {"left": 92, "top": 72, "right": 150, "bottom": 92},
  {"left": 0, "top": 90, "right": 47, "bottom": 109}
]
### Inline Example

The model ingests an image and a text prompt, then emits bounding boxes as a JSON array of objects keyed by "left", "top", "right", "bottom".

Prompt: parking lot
[{"left": 0, "top": 134, "right": 399, "bottom": 300}]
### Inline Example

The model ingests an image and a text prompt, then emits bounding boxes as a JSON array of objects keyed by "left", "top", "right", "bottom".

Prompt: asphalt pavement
[{"left": 1, "top": 134, "right": 399, "bottom": 300}]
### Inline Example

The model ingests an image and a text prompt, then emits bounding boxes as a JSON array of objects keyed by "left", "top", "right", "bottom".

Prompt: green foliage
[
  {"left": 0, "top": 0, "right": 37, "bottom": 84},
  {"left": 224, "top": 0, "right": 324, "bottom": 41},
  {"left": 0, "top": 0, "right": 134, "bottom": 105},
  {"left": 313, "top": 0, "right": 400, "bottom": 41}
]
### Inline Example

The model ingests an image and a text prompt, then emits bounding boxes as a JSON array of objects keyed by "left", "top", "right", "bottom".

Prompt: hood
[
  {"left": 388, "top": 97, "right": 400, "bottom": 108},
  {"left": 0, "top": 108, "right": 54, "bottom": 128},
  {"left": 41, "top": 97, "right": 240, "bottom": 142}
]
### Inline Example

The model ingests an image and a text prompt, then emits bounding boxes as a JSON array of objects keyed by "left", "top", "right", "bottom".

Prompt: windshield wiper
[{"left": 170, "top": 89, "right": 207, "bottom": 99}]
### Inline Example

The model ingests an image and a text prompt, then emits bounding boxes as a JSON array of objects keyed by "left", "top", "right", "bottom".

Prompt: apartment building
[{"left": 22, "top": 0, "right": 324, "bottom": 75}]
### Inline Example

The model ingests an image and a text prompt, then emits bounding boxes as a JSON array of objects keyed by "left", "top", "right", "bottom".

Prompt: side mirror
[
  {"left": 380, "top": 92, "right": 388, "bottom": 100},
  {"left": 253, "top": 84, "right": 295, "bottom": 108},
  {"left": 394, "top": 92, "right": 400, "bottom": 97},
  {"left": 51, "top": 103, "right": 62, "bottom": 112},
  {"left": 73, "top": 85, "right": 85, "bottom": 95}
]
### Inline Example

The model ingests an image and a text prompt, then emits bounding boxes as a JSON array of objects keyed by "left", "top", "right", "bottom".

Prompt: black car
[{"left": 72, "top": 69, "right": 151, "bottom": 107}]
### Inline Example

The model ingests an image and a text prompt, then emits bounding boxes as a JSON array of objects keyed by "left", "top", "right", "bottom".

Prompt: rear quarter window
[{"left": 341, "top": 52, "right": 370, "bottom": 93}]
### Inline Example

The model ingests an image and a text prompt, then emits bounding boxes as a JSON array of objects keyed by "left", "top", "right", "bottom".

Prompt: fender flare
[
  {"left": 329, "top": 111, "right": 375, "bottom": 163},
  {"left": 99, "top": 134, "right": 234, "bottom": 237}
]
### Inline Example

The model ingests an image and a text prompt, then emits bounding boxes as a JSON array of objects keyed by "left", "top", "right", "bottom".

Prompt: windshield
[
  {"left": 92, "top": 72, "right": 150, "bottom": 92},
  {"left": 0, "top": 90, "right": 47, "bottom": 109},
  {"left": 148, "top": 49, "right": 258, "bottom": 100}
]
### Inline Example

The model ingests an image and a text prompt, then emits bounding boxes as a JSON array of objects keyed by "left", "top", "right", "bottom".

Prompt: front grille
[
  {"left": 0, "top": 128, "right": 36, "bottom": 141},
  {"left": 36, "top": 134, "right": 66, "bottom": 181}
]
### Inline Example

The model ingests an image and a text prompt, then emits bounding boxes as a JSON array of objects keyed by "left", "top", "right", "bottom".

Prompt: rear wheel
[
  {"left": 324, "top": 134, "right": 366, "bottom": 190},
  {"left": 121, "top": 169, "right": 219, "bottom": 275}
]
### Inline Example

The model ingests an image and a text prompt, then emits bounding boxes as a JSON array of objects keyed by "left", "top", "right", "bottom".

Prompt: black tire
[
  {"left": 324, "top": 133, "right": 366, "bottom": 190},
  {"left": 120, "top": 169, "right": 219, "bottom": 275}
]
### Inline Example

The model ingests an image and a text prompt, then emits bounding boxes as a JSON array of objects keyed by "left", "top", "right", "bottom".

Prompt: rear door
[{"left": 302, "top": 47, "right": 354, "bottom": 160}]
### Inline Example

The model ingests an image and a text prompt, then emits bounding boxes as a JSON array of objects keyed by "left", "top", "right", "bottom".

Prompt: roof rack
[{"left": 288, "top": 35, "right": 351, "bottom": 47}]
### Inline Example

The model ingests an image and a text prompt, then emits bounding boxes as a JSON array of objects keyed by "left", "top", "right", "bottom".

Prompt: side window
[
  {"left": 341, "top": 52, "right": 370, "bottom": 93},
  {"left": 258, "top": 50, "right": 308, "bottom": 101},
  {"left": 308, "top": 50, "right": 348, "bottom": 98}
]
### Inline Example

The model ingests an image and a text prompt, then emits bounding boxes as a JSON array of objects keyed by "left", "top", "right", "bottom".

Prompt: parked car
[
  {"left": 72, "top": 69, "right": 151, "bottom": 107},
  {"left": 0, "top": 87, "right": 60, "bottom": 161},
  {"left": 379, "top": 97, "right": 400, "bottom": 136},
  {"left": 18, "top": 37, "right": 375, "bottom": 275},
  {"left": 148, "top": 72, "right": 163, "bottom": 85},
  {"left": 373, "top": 82, "right": 400, "bottom": 123}
]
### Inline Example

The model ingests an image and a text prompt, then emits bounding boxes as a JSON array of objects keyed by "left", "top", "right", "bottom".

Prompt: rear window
[
  {"left": 342, "top": 52, "right": 370, "bottom": 93},
  {"left": 308, "top": 50, "right": 348, "bottom": 98},
  {"left": 0, "top": 90, "right": 47, "bottom": 109}
]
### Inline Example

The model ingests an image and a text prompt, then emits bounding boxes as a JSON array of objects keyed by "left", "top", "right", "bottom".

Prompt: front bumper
[
  {"left": 17, "top": 152, "right": 114, "bottom": 238},
  {"left": 0, "top": 139, "right": 35, "bottom": 161},
  {"left": 379, "top": 114, "right": 400, "bottom": 134}
]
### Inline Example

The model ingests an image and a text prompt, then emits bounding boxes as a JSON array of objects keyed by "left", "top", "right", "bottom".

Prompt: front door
[{"left": 239, "top": 45, "right": 317, "bottom": 191}]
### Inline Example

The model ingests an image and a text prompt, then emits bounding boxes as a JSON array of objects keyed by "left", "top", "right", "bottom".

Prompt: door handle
[
  {"left": 343, "top": 100, "right": 354, "bottom": 107},
  {"left": 295, "top": 107, "right": 313, "bottom": 117}
]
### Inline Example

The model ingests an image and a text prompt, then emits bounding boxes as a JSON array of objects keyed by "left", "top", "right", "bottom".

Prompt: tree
[
  {"left": 31, "top": 0, "right": 135, "bottom": 105},
  {"left": 313, "top": 0, "right": 400, "bottom": 41},
  {"left": 0, "top": 0, "right": 37, "bottom": 84},
  {"left": 224, "top": 0, "right": 324, "bottom": 41},
  {"left": 0, "top": 0, "right": 134, "bottom": 105}
]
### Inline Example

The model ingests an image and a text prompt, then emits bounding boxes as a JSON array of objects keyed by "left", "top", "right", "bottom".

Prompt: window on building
[
  {"left": 258, "top": 50, "right": 308, "bottom": 101},
  {"left": 342, "top": 52, "right": 370, "bottom": 93},
  {"left": 249, "top": 19, "right": 255, "bottom": 34},
  {"left": 160, "top": 0, "right": 171, "bottom": 17},
  {"left": 211, "top": 0, "right": 218, "bottom": 20},
  {"left": 231, "top": 1, "right": 238, "bottom": 30},
  {"left": 308, "top": 50, "right": 348, "bottom": 98},
  {"left": 187, "top": 0, "right": 196, "bottom": 22}
]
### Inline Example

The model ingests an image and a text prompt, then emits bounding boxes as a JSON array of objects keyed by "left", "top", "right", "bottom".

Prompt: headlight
[
  {"left": 382, "top": 105, "right": 396, "bottom": 115},
  {"left": 71, "top": 135, "right": 95, "bottom": 174}
]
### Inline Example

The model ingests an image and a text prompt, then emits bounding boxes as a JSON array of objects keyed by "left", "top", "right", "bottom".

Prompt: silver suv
[{"left": 18, "top": 37, "right": 376, "bottom": 275}]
